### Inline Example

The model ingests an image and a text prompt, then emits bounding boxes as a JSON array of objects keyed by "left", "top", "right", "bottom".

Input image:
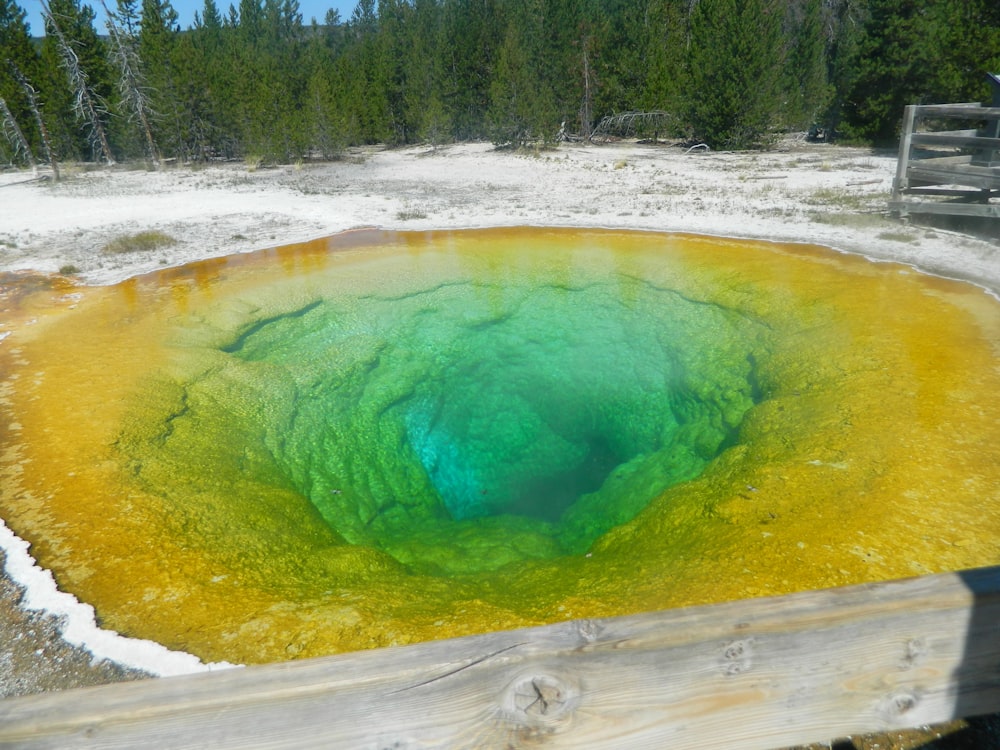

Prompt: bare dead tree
[
  {"left": 0, "top": 96, "right": 36, "bottom": 170},
  {"left": 40, "top": 0, "right": 116, "bottom": 165},
  {"left": 8, "top": 62, "right": 60, "bottom": 180},
  {"left": 591, "top": 111, "right": 675, "bottom": 143},
  {"left": 579, "top": 40, "right": 594, "bottom": 142},
  {"left": 99, "top": 0, "right": 159, "bottom": 165}
]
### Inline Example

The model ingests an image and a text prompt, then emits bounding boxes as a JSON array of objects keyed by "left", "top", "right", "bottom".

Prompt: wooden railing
[
  {"left": 1, "top": 566, "right": 999, "bottom": 749},
  {"left": 890, "top": 102, "right": 1000, "bottom": 219}
]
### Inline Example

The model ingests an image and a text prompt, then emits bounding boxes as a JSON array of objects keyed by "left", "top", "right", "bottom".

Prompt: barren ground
[{"left": 1, "top": 139, "right": 997, "bottom": 291}]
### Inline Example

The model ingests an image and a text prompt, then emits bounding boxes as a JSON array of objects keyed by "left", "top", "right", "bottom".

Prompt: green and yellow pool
[{"left": 1, "top": 228, "right": 998, "bottom": 664}]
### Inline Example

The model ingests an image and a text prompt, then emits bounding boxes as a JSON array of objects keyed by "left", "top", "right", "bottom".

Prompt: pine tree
[
  {"left": 182, "top": 0, "right": 231, "bottom": 158},
  {"left": 220, "top": 0, "right": 264, "bottom": 156},
  {"left": 116, "top": 0, "right": 141, "bottom": 33},
  {"left": 834, "top": 0, "right": 998, "bottom": 143},
  {"left": 403, "top": 0, "right": 451, "bottom": 144},
  {"left": 374, "top": 0, "right": 411, "bottom": 144},
  {"left": 441, "top": 0, "right": 501, "bottom": 141},
  {"left": 139, "top": 0, "right": 184, "bottom": 157},
  {"left": 782, "top": 0, "right": 829, "bottom": 130},
  {"left": 195, "top": 0, "right": 222, "bottom": 28},
  {"left": 928, "top": 0, "right": 1000, "bottom": 104},
  {"left": 101, "top": 0, "right": 158, "bottom": 162},
  {"left": 544, "top": 0, "right": 609, "bottom": 138},
  {"left": 0, "top": 0, "right": 41, "bottom": 155},
  {"left": 265, "top": 0, "right": 308, "bottom": 158},
  {"left": 686, "top": 0, "right": 785, "bottom": 149},
  {"left": 539, "top": 0, "right": 578, "bottom": 126},
  {"left": 823, "top": 0, "right": 865, "bottom": 136},
  {"left": 301, "top": 10, "right": 352, "bottom": 156},
  {"left": 838, "top": 0, "right": 931, "bottom": 142},
  {"left": 487, "top": 0, "right": 557, "bottom": 146},
  {"left": 635, "top": 0, "right": 688, "bottom": 126},
  {"left": 340, "top": 0, "right": 391, "bottom": 144}
]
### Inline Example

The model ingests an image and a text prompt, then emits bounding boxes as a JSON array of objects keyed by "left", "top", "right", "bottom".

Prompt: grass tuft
[
  {"left": 808, "top": 212, "right": 886, "bottom": 229},
  {"left": 804, "top": 187, "right": 879, "bottom": 212},
  {"left": 102, "top": 230, "right": 178, "bottom": 254}
]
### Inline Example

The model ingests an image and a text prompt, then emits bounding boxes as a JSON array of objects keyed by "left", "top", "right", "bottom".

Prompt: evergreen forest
[{"left": 2, "top": 0, "right": 1000, "bottom": 167}]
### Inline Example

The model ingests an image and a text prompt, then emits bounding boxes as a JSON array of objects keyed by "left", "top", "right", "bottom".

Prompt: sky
[{"left": 22, "top": 0, "right": 359, "bottom": 36}]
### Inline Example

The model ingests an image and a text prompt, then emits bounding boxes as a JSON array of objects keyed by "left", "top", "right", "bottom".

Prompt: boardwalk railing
[
  {"left": 890, "top": 99, "right": 1000, "bottom": 219},
  {"left": 1, "top": 566, "right": 999, "bottom": 749}
]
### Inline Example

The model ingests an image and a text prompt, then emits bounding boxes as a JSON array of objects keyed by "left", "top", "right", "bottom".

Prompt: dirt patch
[{"left": 0, "top": 550, "right": 150, "bottom": 698}]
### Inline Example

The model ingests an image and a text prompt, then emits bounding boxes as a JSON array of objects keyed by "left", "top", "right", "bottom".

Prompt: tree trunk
[
  {"left": 0, "top": 96, "right": 37, "bottom": 170},
  {"left": 9, "top": 63, "right": 60, "bottom": 180}
]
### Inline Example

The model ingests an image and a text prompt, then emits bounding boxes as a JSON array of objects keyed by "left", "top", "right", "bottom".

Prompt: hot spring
[{"left": 1, "top": 228, "right": 999, "bottom": 664}]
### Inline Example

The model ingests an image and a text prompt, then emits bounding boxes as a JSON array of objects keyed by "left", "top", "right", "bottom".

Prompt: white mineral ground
[
  {"left": 1, "top": 140, "right": 998, "bottom": 293},
  {"left": 0, "top": 138, "right": 997, "bottom": 725}
]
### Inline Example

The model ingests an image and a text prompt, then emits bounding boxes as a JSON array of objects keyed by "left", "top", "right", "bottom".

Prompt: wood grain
[
  {"left": 910, "top": 133, "right": 1000, "bottom": 150},
  {"left": 912, "top": 104, "right": 1000, "bottom": 119},
  {"left": 1, "top": 567, "right": 998, "bottom": 750}
]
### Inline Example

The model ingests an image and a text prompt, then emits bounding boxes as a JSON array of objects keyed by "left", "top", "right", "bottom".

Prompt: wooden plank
[
  {"left": 911, "top": 163, "right": 1000, "bottom": 177},
  {"left": 898, "top": 187, "right": 991, "bottom": 199},
  {"left": 889, "top": 200, "right": 1000, "bottom": 219},
  {"left": 910, "top": 133, "right": 1000, "bottom": 150},
  {"left": 906, "top": 164, "right": 1000, "bottom": 190},
  {"left": 913, "top": 104, "right": 1000, "bottom": 119},
  {"left": 915, "top": 129, "right": 981, "bottom": 138},
  {"left": 912, "top": 154, "right": 974, "bottom": 166},
  {"left": 1, "top": 567, "right": 999, "bottom": 750}
]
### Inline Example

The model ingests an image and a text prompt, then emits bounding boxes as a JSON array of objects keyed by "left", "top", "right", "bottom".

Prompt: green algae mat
[{"left": 1, "top": 228, "right": 999, "bottom": 664}]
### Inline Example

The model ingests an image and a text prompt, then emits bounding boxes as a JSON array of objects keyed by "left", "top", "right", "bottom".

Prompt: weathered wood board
[
  {"left": 0, "top": 567, "right": 998, "bottom": 749},
  {"left": 907, "top": 165, "right": 1000, "bottom": 191},
  {"left": 913, "top": 104, "right": 1000, "bottom": 119},
  {"left": 888, "top": 200, "right": 1000, "bottom": 219},
  {"left": 910, "top": 133, "right": 1000, "bottom": 150}
]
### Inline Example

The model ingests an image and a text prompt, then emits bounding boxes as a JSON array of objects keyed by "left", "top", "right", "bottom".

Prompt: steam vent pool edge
[{"left": 2, "top": 227, "right": 999, "bottom": 665}]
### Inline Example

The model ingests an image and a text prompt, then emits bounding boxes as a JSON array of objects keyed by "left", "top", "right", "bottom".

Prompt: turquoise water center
[{"left": 224, "top": 271, "right": 763, "bottom": 573}]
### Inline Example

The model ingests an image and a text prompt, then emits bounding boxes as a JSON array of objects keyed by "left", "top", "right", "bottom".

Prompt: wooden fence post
[{"left": 891, "top": 105, "right": 918, "bottom": 213}]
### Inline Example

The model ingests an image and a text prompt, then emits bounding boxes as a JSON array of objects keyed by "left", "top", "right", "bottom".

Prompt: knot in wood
[
  {"left": 509, "top": 674, "right": 576, "bottom": 722},
  {"left": 576, "top": 619, "right": 603, "bottom": 644},
  {"left": 720, "top": 638, "right": 754, "bottom": 675},
  {"left": 901, "top": 638, "right": 928, "bottom": 668},
  {"left": 880, "top": 691, "right": 920, "bottom": 720}
]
